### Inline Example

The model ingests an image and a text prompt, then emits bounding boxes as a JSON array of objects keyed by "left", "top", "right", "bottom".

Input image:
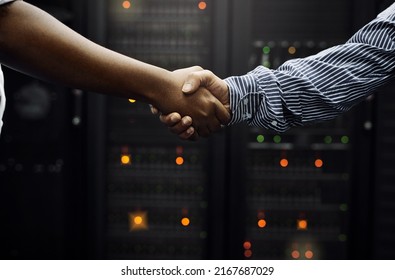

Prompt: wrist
[{"left": 145, "top": 69, "right": 182, "bottom": 113}]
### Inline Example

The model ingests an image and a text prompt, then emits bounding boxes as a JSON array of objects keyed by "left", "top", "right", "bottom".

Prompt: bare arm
[
  {"left": 0, "top": 1, "right": 169, "bottom": 103},
  {"left": 0, "top": 1, "right": 229, "bottom": 135}
]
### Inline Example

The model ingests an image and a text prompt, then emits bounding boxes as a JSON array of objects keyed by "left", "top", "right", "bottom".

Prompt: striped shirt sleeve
[{"left": 225, "top": 3, "right": 395, "bottom": 132}]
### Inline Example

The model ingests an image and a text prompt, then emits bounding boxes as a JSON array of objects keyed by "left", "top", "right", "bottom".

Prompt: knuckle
[
  {"left": 192, "top": 65, "right": 203, "bottom": 71},
  {"left": 203, "top": 69, "right": 213, "bottom": 76}
]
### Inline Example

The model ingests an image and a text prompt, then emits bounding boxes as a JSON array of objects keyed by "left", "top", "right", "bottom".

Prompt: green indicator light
[
  {"left": 273, "top": 135, "right": 282, "bottom": 143},
  {"left": 263, "top": 61, "right": 271, "bottom": 68},
  {"left": 324, "top": 136, "right": 333, "bottom": 144},
  {"left": 341, "top": 136, "right": 350, "bottom": 144},
  {"left": 263, "top": 46, "right": 271, "bottom": 54},
  {"left": 257, "top": 135, "right": 265, "bottom": 143}
]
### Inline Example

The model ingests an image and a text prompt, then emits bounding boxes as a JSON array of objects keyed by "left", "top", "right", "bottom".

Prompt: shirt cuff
[
  {"left": 224, "top": 66, "right": 292, "bottom": 132},
  {"left": 224, "top": 72, "right": 262, "bottom": 126}
]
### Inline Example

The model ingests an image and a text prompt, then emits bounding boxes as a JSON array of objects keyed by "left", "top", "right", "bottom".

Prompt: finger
[
  {"left": 187, "top": 131, "right": 199, "bottom": 141},
  {"left": 178, "top": 126, "right": 198, "bottom": 141},
  {"left": 169, "top": 116, "right": 193, "bottom": 135},
  {"left": 196, "top": 102, "right": 227, "bottom": 136},
  {"left": 150, "top": 104, "right": 159, "bottom": 115},
  {"left": 159, "top": 112, "right": 182, "bottom": 126},
  {"left": 214, "top": 99, "right": 231, "bottom": 125}
]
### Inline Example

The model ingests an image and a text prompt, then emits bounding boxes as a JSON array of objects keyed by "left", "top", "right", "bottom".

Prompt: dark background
[{"left": 1, "top": 0, "right": 395, "bottom": 260}]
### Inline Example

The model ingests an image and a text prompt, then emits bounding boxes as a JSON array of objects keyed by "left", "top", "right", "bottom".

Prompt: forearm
[
  {"left": 0, "top": 1, "right": 173, "bottom": 105},
  {"left": 226, "top": 2, "right": 395, "bottom": 132}
]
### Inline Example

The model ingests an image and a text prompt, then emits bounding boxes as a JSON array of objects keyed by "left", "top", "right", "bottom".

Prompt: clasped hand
[{"left": 151, "top": 66, "right": 230, "bottom": 140}]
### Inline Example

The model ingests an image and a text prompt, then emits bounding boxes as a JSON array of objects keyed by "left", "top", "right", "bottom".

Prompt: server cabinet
[
  {"left": 85, "top": 0, "right": 390, "bottom": 260},
  {"left": 369, "top": 0, "right": 395, "bottom": 258},
  {"left": 3, "top": 0, "right": 390, "bottom": 261},
  {"left": 226, "top": 0, "right": 377, "bottom": 259},
  {"left": 0, "top": 0, "right": 86, "bottom": 259},
  {"left": 85, "top": 0, "right": 229, "bottom": 259}
]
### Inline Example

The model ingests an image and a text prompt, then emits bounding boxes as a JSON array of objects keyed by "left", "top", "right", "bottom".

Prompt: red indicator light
[
  {"left": 291, "top": 250, "right": 300, "bottom": 259},
  {"left": 243, "top": 241, "right": 252, "bottom": 250},
  {"left": 305, "top": 250, "right": 314, "bottom": 259},
  {"left": 244, "top": 250, "right": 252, "bottom": 258},
  {"left": 315, "top": 159, "right": 324, "bottom": 168}
]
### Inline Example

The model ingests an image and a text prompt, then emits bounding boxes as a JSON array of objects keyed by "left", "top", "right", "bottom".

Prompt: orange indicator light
[
  {"left": 128, "top": 211, "right": 148, "bottom": 231},
  {"left": 134, "top": 216, "right": 143, "bottom": 225},
  {"left": 280, "top": 159, "right": 289, "bottom": 168},
  {"left": 315, "top": 159, "right": 324, "bottom": 168},
  {"left": 181, "top": 217, "right": 190, "bottom": 227},
  {"left": 176, "top": 156, "right": 184, "bottom": 165},
  {"left": 122, "top": 1, "right": 131, "bottom": 9},
  {"left": 288, "top": 46, "right": 296, "bottom": 55},
  {"left": 198, "top": 1, "right": 207, "bottom": 10},
  {"left": 297, "top": 219, "right": 308, "bottom": 230},
  {"left": 121, "top": 155, "right": 131, "bottom": 165},
  {"left": 258, "top": 219, "right": 267, "bottom": 228}
]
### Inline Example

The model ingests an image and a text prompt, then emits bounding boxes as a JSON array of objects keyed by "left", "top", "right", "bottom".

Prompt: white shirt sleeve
[
  {"left": 0, "top": 0, "right": 16, "bottom": 5},
  {"left": 0, "top": 65, "right": 5, "bottom": 135},
  {"left": 0, "top": 0, "right": 16, "bottom": 135}
]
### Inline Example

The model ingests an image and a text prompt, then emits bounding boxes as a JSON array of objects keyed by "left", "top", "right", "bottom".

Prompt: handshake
[{"left": 149, "top": 66, "right": 231, "bottom": 141}]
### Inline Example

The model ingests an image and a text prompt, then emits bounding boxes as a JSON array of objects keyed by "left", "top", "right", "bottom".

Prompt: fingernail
[
  {"left": 187, "top": 127, "right": 194, "bottom": 135},
  {"left": 170, "top": 115, "right": 178, "bottom": 122},
  {"left": 182, "top": 83, "right": 192, "bottom": 92},
  {"left": 182, "top": 117, "right": 192, "bottom": 125}
]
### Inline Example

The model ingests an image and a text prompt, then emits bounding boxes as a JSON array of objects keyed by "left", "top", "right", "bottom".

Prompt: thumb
[
  {"left": 182, "top": 70, "right": 212, "bottom": 94},
  {"left": 182, "top": 82, "right": 194, "bottom": 94}
]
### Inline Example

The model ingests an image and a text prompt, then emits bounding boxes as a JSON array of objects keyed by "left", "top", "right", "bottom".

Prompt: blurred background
[{"left": 1, "top": 0, "right": 395, "bottom": 260}]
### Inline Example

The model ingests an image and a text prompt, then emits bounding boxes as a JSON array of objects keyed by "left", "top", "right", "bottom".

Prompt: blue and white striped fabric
[{"left": 225, "top": 2, "right": 395, "bottom": 132}]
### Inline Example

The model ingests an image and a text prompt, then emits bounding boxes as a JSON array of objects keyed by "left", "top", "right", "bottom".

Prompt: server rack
[
  {"left": 85, "top": 0, "right": 230, "bottom": 259},
  {"left": 2, "top": 0, "right": 391, "bottom": 260},
  {"left": 83, "top": 0, "right": 392, "bottom": 260},
  {"left": 369, "top": 0, "right": 395, "bottom": 257},
  {"left": 0, "top": 0, "right": 86, "bottom": 259},
  {"left": 226, "top": 0, "right": 378, "bottom": 259}
]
